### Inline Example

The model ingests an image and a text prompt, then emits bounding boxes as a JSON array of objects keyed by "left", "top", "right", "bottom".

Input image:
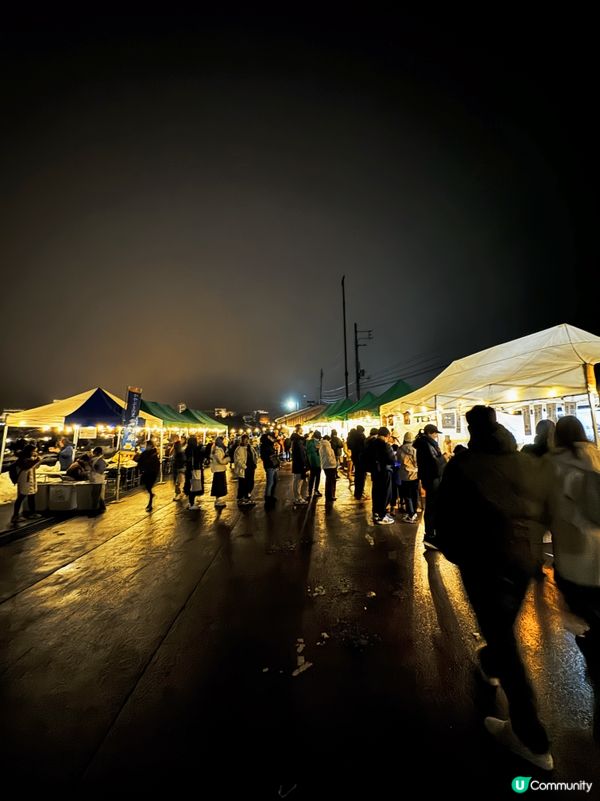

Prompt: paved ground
[{"left": 1, "top": 466, "right": 598, "bottom": 798}]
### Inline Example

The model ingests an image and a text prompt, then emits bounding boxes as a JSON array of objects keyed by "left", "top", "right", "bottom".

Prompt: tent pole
[
  {"left": 115, "top": 430, "right": 122, "bottom": 502},
  {"left": 159, "top": 427, "right": 165, "bottom": 483},
  {"left": 72, "top": 425, "right": 80, "bottom": 455},
  {"left": 0, "top": 423, "right": 8, "bottom": 476},
  {"left": 588, "top": 390, "right": 600, "bottom": 447}
]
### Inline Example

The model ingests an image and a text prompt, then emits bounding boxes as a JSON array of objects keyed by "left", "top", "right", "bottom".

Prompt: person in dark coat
[
  {"left": 364, "top": 426, "right": 395, "bottom": 524},
  {"left": 260, "top": 431, "right": 279, "bottom": 507},
  {"left": 290, "top": 425, "right": 309, "bottom": 505},
  {"left": 435, "top": 405, "right": 554, "bottom": 771},
  {"left": 184, "top": 436, "right": 205, "bottom": 509},
  {"left": 413, "top": 423, "right": 446, "bottom": 548},
  {"left": 172, "top": 440, "right": 187, "bottom": 499},
  {"left": 135, "top": 441, "right": 160, "bottom": 511},
  {"left": 349, "top": 425, "right": 367, "bottom": 499}
]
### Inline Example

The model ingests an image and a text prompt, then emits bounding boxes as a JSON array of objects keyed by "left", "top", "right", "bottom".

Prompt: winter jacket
[
  {"left": 330, "top": 435, "right": 343, "bottom": 460},
  {"left": 210, "top": 445, "right": 230, "bottom": 473},
  {"left": 549, "top": 442, "right": 600, "bottom": 586},
  {"left": 363, "top": 437, "right": 395, "bottom": 475},
  {"left": 260, "top": 435, "right": 279, "bottom": 471},
  {"left": 413, "top": 434, "right": 446, "bottom": 487},
  {"left": 290, "top": 432, "right": 308, "bottom": 474},
  {"left": 306, "top": 438, "right": 322, "bottom": 469},
  {"left": 233, "top": 444, "right": 258, "bottom": 478},
  {"left": 319, "top": 440, "right": 337, "bottom": 470},
  {"left": 136, "top": 447, "right": 160, "bottom": 478},
  {"left": 435, "top": 423, "right": 551, "bottom": 573},
  {"left": 16, "top": 456, "right": 40, "bottom": 495},
  {"left": 398, "top": 443, "right": 418, "bottom": 481}
]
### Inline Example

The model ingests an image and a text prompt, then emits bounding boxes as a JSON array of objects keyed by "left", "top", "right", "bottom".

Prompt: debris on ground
[
  {"left": 320, "top": 632, "right": 330, "bottom": 639},
  {"left": 262, "top": 667, "right": 269, "bottom": 673},
  {"left": 296, "top": 643, "right": 305, "bottom": 654},
  {"left": 307, "top": 585, "right": 326, "bottom": 597},
  {"left": 472, "top": 632, "right": 481, "bottom": 641},
  {"left": 365, "top": 534, "right": 375, "bottom": 547},
  {"left": 291, "top": 661, "right": 313, "bottom": 677},
  {"left": 366, "top": 591, "right": 376, "bottom": 598}
]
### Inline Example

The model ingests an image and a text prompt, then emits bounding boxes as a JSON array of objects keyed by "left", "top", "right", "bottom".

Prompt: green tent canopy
[
  {"left": 342, "top": 391, "right": 379, "bottom": 418},
  {"left": 373, "top": 379, "right": 412, "bottom": 408},
  {"left": 181, "top": 408, "right": 224, "bottom": 430},
  {"left": 140, "top": 400, "right": 193, "bottom": 426},
  {"left": 323, "top": 397, "right": 356, "bottom": 420}
]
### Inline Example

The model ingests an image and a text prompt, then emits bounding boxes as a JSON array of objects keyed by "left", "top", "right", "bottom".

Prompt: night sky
[{"left": 1, "top": 10, "right": 597, "bottom": 413}]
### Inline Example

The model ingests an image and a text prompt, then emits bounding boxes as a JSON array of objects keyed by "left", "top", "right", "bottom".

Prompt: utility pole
[
  {"left": 354, "top": 323, "right": 360, "bottom": 401},
  {"left": 319, "top": 368, "right": 324, "bottom": 405},
  {"left": 342, "top": 275, "right": 349, "bottom": 399},
  {"left": 354, "top": 324, "right": 374, "bottom": 402}
]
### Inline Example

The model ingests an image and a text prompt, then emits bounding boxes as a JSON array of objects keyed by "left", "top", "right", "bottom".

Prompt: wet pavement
[{"left": 0, "top": 466, "right": 599, "bottom": 798}]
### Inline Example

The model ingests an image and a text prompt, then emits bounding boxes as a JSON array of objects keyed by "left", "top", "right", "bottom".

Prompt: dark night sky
[{"left": 1, "top": 10, "right": 597, "bottom": 413}]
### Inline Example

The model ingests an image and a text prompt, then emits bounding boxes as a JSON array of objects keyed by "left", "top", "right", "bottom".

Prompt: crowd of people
[{"left": 4, "top": 408, "right": 600, "bottom": 772}]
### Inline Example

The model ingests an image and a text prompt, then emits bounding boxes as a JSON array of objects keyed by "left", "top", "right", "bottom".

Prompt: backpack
[{"left": 8, "top": 461, "right": 21, "bottom": 485}]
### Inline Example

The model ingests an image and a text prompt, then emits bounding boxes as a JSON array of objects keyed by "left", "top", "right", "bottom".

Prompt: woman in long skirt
[{"left": 210, "top": 436, "right": 230, "bottom": 507}]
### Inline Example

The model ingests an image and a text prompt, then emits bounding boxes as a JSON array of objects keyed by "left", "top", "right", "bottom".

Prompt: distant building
[
  {"left": 254, "top": 410, "right": 271, "bottom": 425},
  {"left": 214, "top": 408, "right": 235, "bottom": 419}
]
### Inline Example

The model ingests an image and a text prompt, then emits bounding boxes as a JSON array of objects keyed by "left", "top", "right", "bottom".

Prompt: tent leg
[
  {"left": 588, "top": 390, "right": 600, "bottom": 447},
  {"left": 159, "top": 427, "right": 165, "bottom": 483},
  {"left": 0, "top": 424, "right": 8, "bottom": 476},
  {"left": 72, "top": 425, "right": 80, "bottom": 457},
  {"left": 115, "top": 431, "right": 122, "bottom": 502}
]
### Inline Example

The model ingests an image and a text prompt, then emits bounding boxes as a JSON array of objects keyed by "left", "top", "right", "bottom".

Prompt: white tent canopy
[
  {"left": 4, "top": 388, "right": 162, "bottom": 428},
  {"left": 381, "top": 324, "right": 600, "bottom": 416}
]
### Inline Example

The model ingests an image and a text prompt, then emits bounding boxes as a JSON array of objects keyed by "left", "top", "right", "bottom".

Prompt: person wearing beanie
[
  {"left": 413, "top": 423, "right": 446, "bottom": 547},
  {"left": 435, "top": 404, "right": 554, "bottom": 771},
  {"left": 398, "top": 432, "right": 419, "bottom": 522}
]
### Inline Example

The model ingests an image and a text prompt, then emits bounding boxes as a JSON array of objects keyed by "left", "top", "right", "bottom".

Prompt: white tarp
[
  {"left": 4, "top": 388, "right": 162, "bottom": 428},
  {"left": 381, "top": 324, "right": 600, "bottom": 416}
]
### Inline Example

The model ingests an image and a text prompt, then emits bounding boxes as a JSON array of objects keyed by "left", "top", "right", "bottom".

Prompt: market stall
[
  {"left": 380, "top": 324, "right": 600, "bottom": 446},
  {"left": 0, "top": 388, "right": 163, "bottom": 509}
]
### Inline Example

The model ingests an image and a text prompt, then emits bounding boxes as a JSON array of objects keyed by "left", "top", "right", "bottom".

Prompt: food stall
[
  {"left": 379, "top": 324, "right": 600, "bottom": 448},
  {"left": 0, "top": 387, "right": 163, "bottom": 510}
]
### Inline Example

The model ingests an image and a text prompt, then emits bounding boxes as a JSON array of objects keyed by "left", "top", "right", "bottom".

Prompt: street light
[{"left": 285, "top": 398, "right": 298, "bottom": 411}]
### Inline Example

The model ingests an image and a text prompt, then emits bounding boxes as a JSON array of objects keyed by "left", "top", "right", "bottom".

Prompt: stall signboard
[
  {"left": 522, "top": 405, "right": 532, "bottom": 436},
  {"left": 533, "top": 404, "right": 543, "bottom": 427},
  {"left": 442, "top": 412, "right": 456, "bottom": 429},
  {"left": 565, "top": 401, "right": 577, "bottom": 417},
  {"left": 121, "top": 386, "right": 143, "bottom": 452},
  {"left": 546, "top": 402, "right": 558, "bottom": 422}
]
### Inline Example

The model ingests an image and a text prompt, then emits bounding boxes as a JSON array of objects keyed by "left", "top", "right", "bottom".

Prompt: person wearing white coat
[
  {"left": 320, "top": 436, "right": 338, "bottom": 502},
  {"left": 210, "top": 437, "right": 231, "bottom": 507},
  {"left": 550, "top": 416, "right": 600, "bottom": 655}
]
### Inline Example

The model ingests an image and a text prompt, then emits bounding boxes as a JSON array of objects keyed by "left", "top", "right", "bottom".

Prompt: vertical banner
[
  {"left": 546, "top": 402, "right": 558, "bottom": 422},
  {"left": 456, "top": 405, "right": 462, "bottom": 434},
  {"left": 522, "top": 405, "right": 532, "bottom": 436},
  {"left": 533, "top": 404, "right": 543, "bottom": 428},
  {"left": 565, "top": 401, "right": 577, "bottom": 417},
  {"left": 121, "top": 386, "right": 143, "bottom": 452}
]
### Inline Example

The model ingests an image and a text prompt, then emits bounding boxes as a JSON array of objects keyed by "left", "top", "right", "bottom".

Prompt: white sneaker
[
  {"left": 484, "top": 717, "right": 554, "bottom": 771},
  {"left": 383, "top": 514, "right": 395, "bottom": 523},
  {"left": 376, "top": 516, "right": 394, "bottom": 525}
]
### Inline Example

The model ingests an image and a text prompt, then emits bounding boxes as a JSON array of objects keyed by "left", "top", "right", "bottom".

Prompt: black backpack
[{"left": 8, "top": 461, "right": 21, "bottom": 485}]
